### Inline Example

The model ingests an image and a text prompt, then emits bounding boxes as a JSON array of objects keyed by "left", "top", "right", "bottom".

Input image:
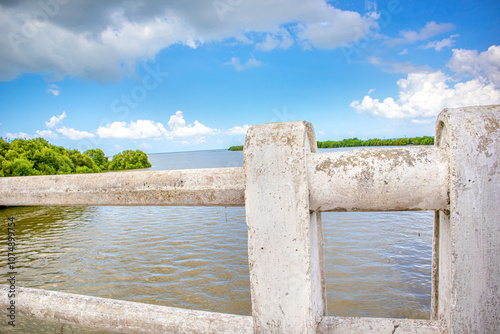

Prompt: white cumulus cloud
[
  {"left": 6, "top": 129, "right": 58, "bottom": 140},
  {"left": 5, "top": 132, "right": 32, "bottom": 139},
  {"left": 36, "top": 129, "right": 58, "bottom": 139},
  {"left": 5, "top": 109, "right": 251, "bottom": 144},
  {"left": 57, "top": 126, "right": 95, "bottom": 140},
  {"left": 447, "top": 45, "right": 500, "bottom": 87},
  {"left": 96, "top": 111, "right": 219, "bottom": 140},
  {"left": 351, "top": 71, "right": 500, "bottom": 118},
  {"left": 45, "top": 111, "right": 67, "bottom": 128},
  {"left": 97, "top": 120, "right": 168, "bottom": 139},
  {"left": 0, "top": 0, "right": 378, "bottom": 82},
  {"left": 297, "top": 9, "right": 378, "bottom": 49},
  {"left": 167, "top": 110, "right": 186, "bottom": 129},
  {"left": 225, "top": 125, "right": 250, "bottom": 135},
  {"left": 167, "top": 111, "right": 219, "bottom": 138},
  {"left": 351, "top": 45, "right": 500, "bottom": 119}
]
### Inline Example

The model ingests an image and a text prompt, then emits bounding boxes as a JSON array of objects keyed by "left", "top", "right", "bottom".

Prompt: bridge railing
[{"left": 1, "top": 105, "right": 499, "bottom": 333}]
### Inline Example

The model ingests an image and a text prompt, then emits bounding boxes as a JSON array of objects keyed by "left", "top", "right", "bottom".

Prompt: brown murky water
[{"left": 0, "top": 149, "right": 433, "bottom": 333}]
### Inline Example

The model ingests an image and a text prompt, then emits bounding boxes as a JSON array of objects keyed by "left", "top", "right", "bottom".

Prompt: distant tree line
[
  {"left": 0, "top": 137, "right": 151, "bottom": 177},
  {"left": 228, "top": 136, "right": 434, "bottom": 151},
  {"left": 228, "top": 145, "right": 244, "bottom": 151},
  {"left": 317, "top": 136, "right": 434, "bottom": 148}
]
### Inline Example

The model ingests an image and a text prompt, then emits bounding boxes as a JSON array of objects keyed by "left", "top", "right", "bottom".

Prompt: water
[{"left": 0, "top": 148, "right": 433, "bottom": 333}]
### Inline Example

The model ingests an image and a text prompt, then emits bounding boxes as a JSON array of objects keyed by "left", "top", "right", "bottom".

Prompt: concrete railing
[{"left": 1, "top": 105, "right": 499, "bottom": 333}]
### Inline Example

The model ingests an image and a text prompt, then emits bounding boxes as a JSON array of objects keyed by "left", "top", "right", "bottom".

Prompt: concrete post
[
  {"left": 244, "top": 121, "right": 326, "bottom": 333},
  {"left": 433, "top": 105, "right": 500, "bottom": 333}
]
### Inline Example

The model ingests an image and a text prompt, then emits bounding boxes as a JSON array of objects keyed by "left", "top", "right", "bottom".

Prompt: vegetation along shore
[
  {"left": 228, "top": 136, "right": 434, "bottom": 151},
  {"left": 0, "top": 138, "right": 151, "bottom": 177}
]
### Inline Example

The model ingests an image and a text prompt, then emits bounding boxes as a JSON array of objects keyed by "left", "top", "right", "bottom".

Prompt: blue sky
[{"left": 0, "top": 0, "right": 499, "bottom": 155}]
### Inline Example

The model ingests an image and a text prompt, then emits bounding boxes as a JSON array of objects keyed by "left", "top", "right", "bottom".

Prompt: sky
[{"left": 0, "top": 0, "right": 499, "bottom": 155}]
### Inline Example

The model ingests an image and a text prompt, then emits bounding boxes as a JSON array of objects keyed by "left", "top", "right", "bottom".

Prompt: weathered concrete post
[
  {"left": 244, "top": 122, "right": 326, "bottom": 333},
  {"left": 433, "top": 105, "right": 500, "bottom": 333}
]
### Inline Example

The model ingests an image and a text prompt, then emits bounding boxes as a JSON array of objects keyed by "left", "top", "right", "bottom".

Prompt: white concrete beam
[
  {"left": 0, "top": 167, "right": 245, "bottom": 207},
  {"left": 318, "top": 316, "right": 446, "bottom": 333},
  {"left": 0, "top": 285, "right": 252, "bottom": 334},
  {"left": 308, "top": 147, "right": 449, "bottom": 212}
]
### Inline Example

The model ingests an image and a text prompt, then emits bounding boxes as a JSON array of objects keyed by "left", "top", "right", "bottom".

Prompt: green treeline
[
  {"left": 0, "top": 137, "right": 151, "bottom": 177},
  {"left": 317, "top": 136, "right": 434, "bottom": 148},
  {"left": 228, "top": 145, "right": 244, "bottom": 151},
  {"left": 228, "top": 136, "right": 434, "bottom": 151}
]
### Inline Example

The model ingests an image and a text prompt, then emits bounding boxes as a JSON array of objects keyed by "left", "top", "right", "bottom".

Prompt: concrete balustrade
[
  {"left": 0, "top": 285, "right": 445, "bottom": 333},
  {"left": 0, "top": 105, "right": 498, "bottom": 333},
  {"left": 0, "top": 150, "right": 447, "bottom": 211}
]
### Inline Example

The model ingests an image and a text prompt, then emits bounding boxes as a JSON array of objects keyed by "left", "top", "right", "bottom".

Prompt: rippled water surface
[{"left": 0, "top": 148, "right": 434, "bottom": 333}]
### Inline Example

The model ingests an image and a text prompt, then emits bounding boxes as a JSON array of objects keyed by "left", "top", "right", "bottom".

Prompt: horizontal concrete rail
[
  {"left": 308, "top": 147, "right": 449, "bottom": 211},
  {"left": 0, "top": 167, "right": 245, "bottom": 207},
  {"left": 318, "top": 316, "right": 446, "bottom": 333},
  {"left": 0, "top": 148, "right": 448, "bottom": 211},
  {"left": 0, "top": 285, "right": 253, "bottom": 334},
  {"left": 0, "top": 285, "right": 446, "bottom": 334}
]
